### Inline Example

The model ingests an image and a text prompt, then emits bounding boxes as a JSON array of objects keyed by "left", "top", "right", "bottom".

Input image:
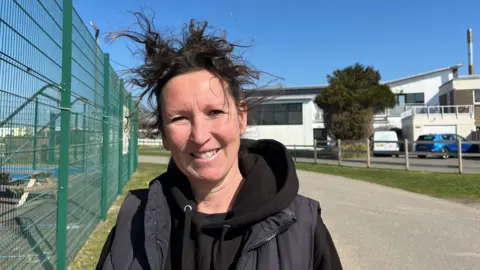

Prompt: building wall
[
  {"left": 244, "top": 125, "right": 307, "bottom": 146},
  {"left": 452, "top": 78, "right": 480, "bottom": 90},
  {"left": 401, "top": 116, "right": 414, "bottom": 144},
  {"left": 0, "top": 127, "right": 28, "bottom": 137},
  {"left": 439, "top": 78, "right": 480, "bottom": 126},
  {"left": 476, "top": 106, "right": 480, "bottom": 126},
  {"left": 439, "top": 93, "right": 447, "bottom": 105},
  {"left": 244, "top": 68, "right": 459, "bottom": 146},
  {"left": 402, "top": 115, "right": 476, "bottom": 145},
  {"left": 387, "top": 70, "right": 454, "bottom": 105},
  {"left": 454, "top": 90, "right": 473, "bottom": 105},
  {"left": 244, "top": 99, "right": 315, "bottom": 147}
]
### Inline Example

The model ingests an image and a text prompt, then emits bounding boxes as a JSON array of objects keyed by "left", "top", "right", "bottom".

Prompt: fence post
[
  {"left": 118, "top": 81, "right": 124, "bottom": 194},
  {"left": 134, "top": 105, "right": 139, "bottom": 171},
  {"left": 56, "top": 0, "right": 73, "bottom": 268},
  {"left": 337, "top": 139, "right": 342, "bottom": 166},
  {"left": 313, "top": 139, "right": 317, "bottom": 164},
  {"left": 82, "top": 103, "right": 86, "bottom": 173},
  {"left": 458, "top": 139, "right": 463, "bottom": 174},
  {"left": 126, "top": 96, "right": 131, "bottom": 181},
  {"left": 32, "top": 98, "right": 39, "bottom": 170},
  {"left": 101, "top": 53, "right": 111, "bottom": 220},
  {"left": 293, "top": 144, "right": 297, "bottom": 162},
  {"left": 404, "top": 139, "right": 409, "bottom": 171},
  {"left": 49, "top": 112, "right": 56, "bottom": 164},
  {"left": 74, "top": 113, "right": 78, "bottom": 162},
  {"left": 128, "top": 95, "right": 134, "bottom": 178},
  {"left": 366, "top": 138, "right": 371, "bottom": 168}
]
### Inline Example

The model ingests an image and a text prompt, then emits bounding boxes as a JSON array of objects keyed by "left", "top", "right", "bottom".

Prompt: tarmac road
[
  {"left": 138, "top": 155, "right": 480, "bottom": 269},
  {"left": 299, "top": 170, "right": 480, "bottom": 270}
]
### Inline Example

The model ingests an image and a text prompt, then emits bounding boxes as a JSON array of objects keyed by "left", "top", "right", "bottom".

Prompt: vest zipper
[{"left": 235, "top": 218, "right": 295, "bottom": 269}]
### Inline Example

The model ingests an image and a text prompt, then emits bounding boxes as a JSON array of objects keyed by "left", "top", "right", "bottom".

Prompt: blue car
[{"left": 415, "top": 133, "right": 472, "bottom": 159}]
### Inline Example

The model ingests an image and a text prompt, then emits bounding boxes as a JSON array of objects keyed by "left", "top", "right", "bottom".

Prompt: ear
[{"left": 238, "top": 103, "right": 247, "bottom": 136}]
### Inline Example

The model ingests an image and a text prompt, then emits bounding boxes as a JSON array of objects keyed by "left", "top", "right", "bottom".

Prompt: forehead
[{"left": 161, "top": 70, "right": 231, "bottom": 108}]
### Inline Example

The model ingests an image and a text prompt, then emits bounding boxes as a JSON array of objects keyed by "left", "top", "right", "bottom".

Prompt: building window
[
  {"left": 314, "top": 128, "right": 327, "bottom": 140},
  {"left": 247, "top": 103, "right": 303, "bottom": 125},
  {"left": 474, "top": 89, "right": 480, "bottom": 104},
  {"left": 396, "top": 93, "right": 424, "bottom": 104},
  {"left": 405, "top": 93, "right": 424, "bottom": 103}
]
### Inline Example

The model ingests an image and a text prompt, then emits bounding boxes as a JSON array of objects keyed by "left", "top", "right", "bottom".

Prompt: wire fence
[
  {"left": 137, "top": 136, "right": 480, "bottom": 174},
  {"left": 0, "top": 1, "right": 138, "bottom": 269},
  {"left": 285, "top": 138, "right": 480, "bottom": 174}
]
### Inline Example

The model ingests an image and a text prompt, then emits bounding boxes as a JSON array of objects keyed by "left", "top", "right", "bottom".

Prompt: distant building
[{"left": 243, "top": 64, "right": 478, "bottom": 147}]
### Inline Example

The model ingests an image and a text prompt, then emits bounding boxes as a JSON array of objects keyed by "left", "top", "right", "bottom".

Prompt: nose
[{"left": 189, "top": 117, "right": 211, "bottom": 145}]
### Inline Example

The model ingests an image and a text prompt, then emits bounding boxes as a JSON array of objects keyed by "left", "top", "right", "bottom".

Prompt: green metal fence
[{"left": 0, "top": 1, "right": 138, "bottom": 269}]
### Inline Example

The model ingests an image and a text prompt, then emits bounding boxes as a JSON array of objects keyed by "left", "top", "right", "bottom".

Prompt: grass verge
[
  {"left": 69, "top": 163, "right": 167, "bottom": 270},
  {"left": 138, "top": 146, "right": 171, "bottom": 157},
  {"left": 138, "top": 150, "right": 171, "bottom": 157},
  {"left": 295, "top": 162, "right": 480, "bottom": 200}
]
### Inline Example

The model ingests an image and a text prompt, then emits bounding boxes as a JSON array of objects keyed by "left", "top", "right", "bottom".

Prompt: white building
[{"left": 243, "top": 64, "right": 478, "bottom": 147}]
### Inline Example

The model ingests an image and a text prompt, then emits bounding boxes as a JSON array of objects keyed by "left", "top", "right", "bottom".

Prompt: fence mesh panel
[{"left": 0, "top": 1, "right": 137, "bottom": 268}]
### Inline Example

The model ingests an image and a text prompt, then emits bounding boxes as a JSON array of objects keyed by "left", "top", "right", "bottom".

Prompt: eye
[
  {"left": 171, "top": 116, "right": 187, "bottom": 122},
  {"left": 209, "top": 110, "right": 224, "bottom": 117}
]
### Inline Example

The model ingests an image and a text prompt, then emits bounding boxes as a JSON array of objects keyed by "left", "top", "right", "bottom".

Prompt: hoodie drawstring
[
  {"left": 181, "top": 205, "right": 193, "bottom": 270},
  {"left": 215, "top": 225, "right": 230, "bottom": 270}
]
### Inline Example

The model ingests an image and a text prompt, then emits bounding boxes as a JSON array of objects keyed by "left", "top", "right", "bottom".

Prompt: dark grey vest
[{"left": 102, "top": 180, "right": 319, "bottom": 270}]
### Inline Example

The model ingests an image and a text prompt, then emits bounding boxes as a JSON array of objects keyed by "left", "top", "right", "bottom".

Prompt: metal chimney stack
[{"left": 467, "top": 28, "right": 474, "bottom": 75}]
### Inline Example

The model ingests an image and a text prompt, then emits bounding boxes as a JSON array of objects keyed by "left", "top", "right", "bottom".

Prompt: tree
[
  {"left": 315, "top": 63, "right": 396, "bottom": 140},
  {"left": 136, "top": 102, "right": 158, "bottom": 138}
]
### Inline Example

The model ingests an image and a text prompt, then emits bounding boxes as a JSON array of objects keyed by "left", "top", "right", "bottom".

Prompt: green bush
[{"left": 332, "top": 142, "right": 369, "bottom": 159}]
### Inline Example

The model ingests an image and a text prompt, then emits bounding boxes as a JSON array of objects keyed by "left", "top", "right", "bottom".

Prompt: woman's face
[{"left": 161, "top": 70, "right": 247, "bottom": 186}]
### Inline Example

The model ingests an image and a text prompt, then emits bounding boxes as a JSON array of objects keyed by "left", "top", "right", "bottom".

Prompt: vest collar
[
  {"left": 143, "top": 176, "right": 298, "bottom": 270},
  {"left": 236, "top": 208, "right": 297, "bottom": 268}
]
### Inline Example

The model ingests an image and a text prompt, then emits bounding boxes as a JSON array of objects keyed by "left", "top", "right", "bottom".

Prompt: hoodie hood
[
  {"left": 157, "top": 138, "right": 300, "bottom": 270},
  {"left": 165, "top": 138, "right": 299, "bottom": 229}
]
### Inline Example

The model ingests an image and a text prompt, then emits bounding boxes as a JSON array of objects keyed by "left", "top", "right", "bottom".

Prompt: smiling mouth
[{"left": 191, "top": 149, "right": 220, "bottom": 159}]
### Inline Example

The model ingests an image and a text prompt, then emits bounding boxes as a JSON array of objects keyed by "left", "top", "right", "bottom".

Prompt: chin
[{"left": 187, "top": 167, "right": 226, "bottom": 184}]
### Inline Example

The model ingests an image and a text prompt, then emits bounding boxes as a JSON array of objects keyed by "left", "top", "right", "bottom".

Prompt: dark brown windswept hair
[{"left": 105, "top": 11, "right": 282, "bottom": 138}]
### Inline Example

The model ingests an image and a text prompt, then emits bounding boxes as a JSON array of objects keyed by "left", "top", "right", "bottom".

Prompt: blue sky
[{"left": 74, "top": 0, "right": 479, "bottom": 90}]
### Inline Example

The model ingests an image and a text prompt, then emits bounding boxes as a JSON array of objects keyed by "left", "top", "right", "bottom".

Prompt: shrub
[{"left": 332, "top": 142, "right": 369, "bottom": 159}]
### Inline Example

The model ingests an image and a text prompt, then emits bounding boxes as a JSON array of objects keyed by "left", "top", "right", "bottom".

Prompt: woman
[{"left": 97, "top": 13, "right": 342, "bottom": 270}]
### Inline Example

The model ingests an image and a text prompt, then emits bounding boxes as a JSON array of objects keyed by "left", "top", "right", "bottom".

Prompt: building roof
[
  {"left": 244, "top": 64, "right": 464, "bottom": 97},
  {"left": 244, "top": 85, "right": 327, "bottom": 97},
  {"left": 257, "top": 84, "right": 328, "bottom": 91},
  {"left": 381, "top": 64, "right": 463, "bottom": 84}
]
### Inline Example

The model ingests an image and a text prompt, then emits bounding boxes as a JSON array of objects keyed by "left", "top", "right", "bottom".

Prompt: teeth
[{"left": 192, "top": 150, "right": 217, "bottom": 159}]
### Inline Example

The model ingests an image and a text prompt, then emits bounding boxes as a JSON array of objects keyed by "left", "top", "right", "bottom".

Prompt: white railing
[
  {"left": 409, "top": 105, "right": 475, "bottom": 119},
  {"left": 139, "top": 138, "right": 162, "bottom": 146},
  {"left": 311, "top": 104, "right": 474, "bottom": 123}
]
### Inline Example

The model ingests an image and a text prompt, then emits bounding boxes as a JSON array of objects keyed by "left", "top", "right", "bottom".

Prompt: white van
[{"left": 372, "top": 131, "right": 399, "bottom": 157}]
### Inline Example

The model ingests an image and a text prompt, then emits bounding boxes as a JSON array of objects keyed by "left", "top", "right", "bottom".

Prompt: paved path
[
  {"left": 138, "top": 156, "right": 480, "bottom": 269},
  {"left": 299, "top": 170, "right": 480, "bottom": 270},
  {"left": 139, "top": 155, "right": 171, "bottom": 164}
]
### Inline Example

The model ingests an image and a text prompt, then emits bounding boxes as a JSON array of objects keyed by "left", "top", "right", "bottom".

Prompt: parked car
[
  {"left": 415, "top": 133, "right": 473, "bottom": 159},
  {"left": 372, "top": 131, "right": 400, "bottom": 157}
]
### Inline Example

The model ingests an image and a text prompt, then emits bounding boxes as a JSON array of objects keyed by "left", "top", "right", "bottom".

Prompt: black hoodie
[{"left": 161, "top": 139, "right": 342, "bottom": 270}]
